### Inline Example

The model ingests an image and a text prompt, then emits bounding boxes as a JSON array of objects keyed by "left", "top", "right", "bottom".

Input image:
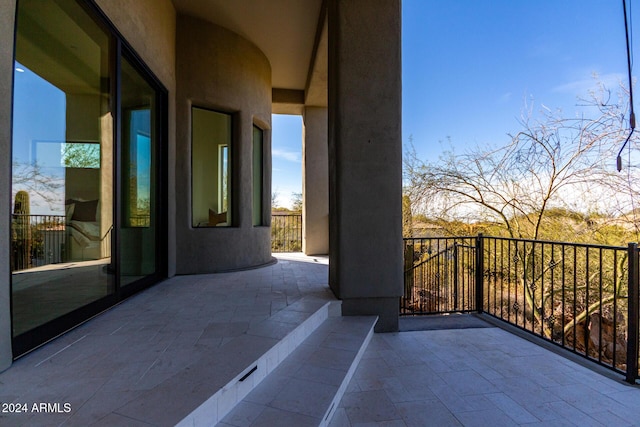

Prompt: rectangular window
[
  {"left": 252, "top": 125, "right": 264, "bottom": 226},
  {"left": 192, "top": 107, "right": 232, "bottom": 227}
]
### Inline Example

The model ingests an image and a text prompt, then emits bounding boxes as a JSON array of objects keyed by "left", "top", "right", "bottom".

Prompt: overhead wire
[
  {"left": 617, "top": 0, "right": 635, "bottom": 172},
  {"left": 617, "top": 0, "right": 640, "bottom": 239}
]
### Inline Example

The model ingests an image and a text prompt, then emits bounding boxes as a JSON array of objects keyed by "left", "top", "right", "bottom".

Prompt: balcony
[
  {"left": 402, "top": 235, "right": 640, "bottom": 384},
  {"left": 1, "top": 251, "right": 640, "bottom": 426}
]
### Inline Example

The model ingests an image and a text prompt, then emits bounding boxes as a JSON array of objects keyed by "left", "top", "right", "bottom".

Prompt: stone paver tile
[
  {"left": 322, "top": 332, "right": 368, "bottom": 352},
  {"left": 588, "top": 410, "right": 635, "bottom": 427},
  {"left": 427, "top": 384, "right": 497, "bottom": 414},
  {"left": 596, "top": 388, "right": 640, "bottom": 411},
  {"left": 292, "top": 363, "right": 346, "bottom": 387},
  {"left": 269, "top": 378, "right": 338, "bottom": 419},
  {"left": 453, "top": 408, "right": 517, "bottom": 427},
  {"left": 437, "top": 369, "right": 498, "bottom": 396},
  {"left": 489, "top": 376, "right": 562, "bottom": 407},
  {"left": 64, "top": 390, "right": 144, "bottom": 426},
  {"left": 307, "top": 346, "right": 358, "bottom": 371},
  {"left": 113, "top": 376, "right": 212, "bottom": 426},
  {"left": 538, "top": 400, "right": 605, "bottom": 426},
  {"left": 395, "top": 400, "right": 462, "bottom": 427},
  {"left": 352, "top": 420, "right": 408, "bottom": 427},
  {"left": 341, "top": 390, "right": 401, "bottom": 424},
  {"left": 390, "top": 365, "right": 446, "bottom": 390},
  {"left": 250, "top": 406, "right": 318, "bottom": 427},
  {"left": 90, "top": 412, "right": 154, "bottom": 426},
  {"left": 219, "top": 401, "right": 265, "bottom": 427},
  {"left": 484, "top": 392, "right": 538, "bottom": 424},
  {"left": 246, "top": 320, "right": 296, "bottom": 340},
  {"left": 545, "top": 384, "right": 624, "bottom": 415},
  {"left": 353, "top": 357, "right": 394, "bottom": 381},
  {"left": 328, "top": 408, "right": 352, "bottom": 427},
  {"left": 244, "top": 374, "right": 292, "bottom": 406}
]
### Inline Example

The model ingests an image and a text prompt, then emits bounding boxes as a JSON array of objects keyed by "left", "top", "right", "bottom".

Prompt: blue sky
[
  {"left": 272, "top": 0, "right": 639, "bottom": 207},
  {"left": 402, "top": 0, "right": 635, "bottom": 161},
  {"left": 13, "top": 1, "right": 639, "bottom": 210},
  {"left": 271, "top": 114, "right": 303, "bottom": 208}
]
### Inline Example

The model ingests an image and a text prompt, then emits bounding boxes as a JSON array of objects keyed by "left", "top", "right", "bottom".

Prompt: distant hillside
[{"left": 406, "top": 209, "right": 640, "bottom": 246}]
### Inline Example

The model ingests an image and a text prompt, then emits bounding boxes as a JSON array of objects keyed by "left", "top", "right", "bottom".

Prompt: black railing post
[
  {"left": 626, "top": 242, "right": 639, "bottom": 384},
  {"left": 403, "top": 240, "right": 415, "bottom": 307},
  {"left": 475, "top": 233, "right": 484, "bottom": 313},
  {"left": 453, "top": 243, "right": 459, "bottom": 311}
]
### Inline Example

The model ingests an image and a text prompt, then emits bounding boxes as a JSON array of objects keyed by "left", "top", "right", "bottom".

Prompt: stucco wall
[
  {"left": 0, "top": 0, "right": 17, "bottom": 371},
  {"left": 303, "top": 107, "right": 329, "bottom": 255},
  {"left": 175, "top": 15, "right": 273, "bottom": 273},
  {"left": 95, "top": 0, "right": 178, "bottom": 277}
]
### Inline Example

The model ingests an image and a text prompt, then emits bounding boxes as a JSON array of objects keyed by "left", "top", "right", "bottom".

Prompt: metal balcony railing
[
  {"left": 11, "top": 214, "right": 112, "bottom": 272},
  {"left": 11, "top": 214, "right": 66, "bottom": 271},
  {"left": 402, "top": 234, "right": 640, "bottom": 384},
  {"left": 271, "top": 213, "right": 302, "bottom": 253}
]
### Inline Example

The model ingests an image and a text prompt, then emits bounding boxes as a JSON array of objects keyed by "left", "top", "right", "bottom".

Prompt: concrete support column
[
  {"left": 302, "top": 107, "right": 329, "bottom": 255},
  {"left": 0, "top": 0, "right": 17, "bottom": 370},
  {"left": 328, "top": 0, "right": 402, "bottom": 331}
]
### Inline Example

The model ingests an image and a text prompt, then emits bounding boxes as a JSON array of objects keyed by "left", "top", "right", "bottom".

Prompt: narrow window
[
  {"left": 192, "top": 107, "right": 232, "bottom": 227},
  {"left": 252, "top": 125, "right": 264, "bottom": 226}
]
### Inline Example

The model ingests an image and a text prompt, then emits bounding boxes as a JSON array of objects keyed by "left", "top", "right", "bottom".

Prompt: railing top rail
[
  {"left": 406, "top": 245, "right": 455, "bottom": 272},
  {"left": 481, "top": 235, "right": 627, "bottom": 251},
  {"left": 404, "top": 235, "right": 627, "bottom": 251},
  {"left": 406, "top": 241, "right": 477, "bottom": 272},
  {"left": 12, "top": 214, "right": 66, "bottom": 218},
  {"left": 404, "top": 236, "right": 476, "bottom": 242}
]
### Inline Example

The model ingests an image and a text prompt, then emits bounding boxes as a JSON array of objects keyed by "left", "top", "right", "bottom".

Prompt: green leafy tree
[{"left": 62, "top": 143, "right": 100, "bottom": 168}]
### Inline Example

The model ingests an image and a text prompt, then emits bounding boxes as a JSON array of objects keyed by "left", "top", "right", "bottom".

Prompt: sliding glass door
[
  {"left": 11, "top": 0, "right": 115, "bottom": 346},
  {"left": 10, "top": 0, "right": 166, "bottom": 356},
  {"left": 120, "top": 57, "right": 158, "bottom": 287}
]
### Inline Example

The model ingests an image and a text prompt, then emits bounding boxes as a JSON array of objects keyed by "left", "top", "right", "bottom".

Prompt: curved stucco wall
[{"left": 176, "top": 15, "right": 272, "bottom": 273}]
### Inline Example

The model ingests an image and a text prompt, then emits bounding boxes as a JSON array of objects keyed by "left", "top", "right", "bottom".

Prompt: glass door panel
[
  {"left": 11, "top": 0, "right": 114, "bottom": 338},
  {"left": 120, "top": 57, "right": 157, "bottom": 286}
]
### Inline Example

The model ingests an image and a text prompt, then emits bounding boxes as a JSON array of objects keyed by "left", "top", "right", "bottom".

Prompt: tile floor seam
[{"left": 103, "top": 410, "right": 157, "bottom": 426}]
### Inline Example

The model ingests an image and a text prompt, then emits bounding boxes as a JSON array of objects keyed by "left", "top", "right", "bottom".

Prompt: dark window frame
[{"left": 190, "top": 105, "right": 236, "bottom": 228}]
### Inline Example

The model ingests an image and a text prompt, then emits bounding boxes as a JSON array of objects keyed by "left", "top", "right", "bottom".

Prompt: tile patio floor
[
  {"left": 0, "top": 253, "right": 333, "bottom": 426},
  {"left": 1, "top": 253, "right": 639, "bottom": 426},
  {"left": 329, "top": 325, "right": 640, "bottom": 427}
]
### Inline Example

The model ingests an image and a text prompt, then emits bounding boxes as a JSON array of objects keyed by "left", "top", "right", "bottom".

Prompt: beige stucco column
[
  {"left": 0, "top": 0, "right": 17, "bottom": 371},
  {"left": 328, "top": 0, "right": 402, "bottom": 332},
  {"left": 302, "top": 107, "right": 329, "bottom": 255}
]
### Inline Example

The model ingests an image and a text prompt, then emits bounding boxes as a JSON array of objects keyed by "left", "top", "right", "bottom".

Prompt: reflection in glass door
[
  {"left": 10, "top": 0, "right": 166, "bottom": 357},
  {"left": 120, "top": 57, "right": 157, "bottom": 286},
  {"left": 10, "top": 0, "right": 115, "bottom": 345}
]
